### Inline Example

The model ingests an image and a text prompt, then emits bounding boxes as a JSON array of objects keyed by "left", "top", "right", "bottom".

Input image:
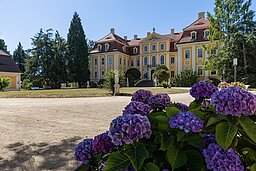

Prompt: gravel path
[{"left": 0, "top": 93, "right": 193, "bottom": 171}]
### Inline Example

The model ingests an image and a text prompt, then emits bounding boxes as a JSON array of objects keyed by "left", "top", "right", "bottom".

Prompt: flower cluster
[
  {"left": 169, "top": 111, "right": 204, "bottom": 133},
  {"left": 190, "top": 81, "right": 218, "bottom": 100},
  {"left": 123, "top": 101, "right": 151, "bottom": 116},
  {"left": 149, "top": 93, "right": 171, "bottom": 110},
  {"left": 93, "top": 132, "right": 115, "bottom": 153},
  {"left": 218, "top": 82, "right": 230, "bottom": 89},
  {"left": 75, "top": 139, "right": 94, "bottom": 164},
  {"left": 211, "top": 86, "right": 256, "bottom": 116},
  {"left": 202, "top": 143, "right": 244, "bottom": 171},
  {"left": 131, "top": 89, "right": 153, "bottom": 104},
  {"left": 175, "top": 102, "right": 188, "bottom": 111},
  {"left": 202, "top": 134, "right": 216, "bottom": 146},
  {"left": 108, "top": 114, "right": 152, "bottom": 146}
]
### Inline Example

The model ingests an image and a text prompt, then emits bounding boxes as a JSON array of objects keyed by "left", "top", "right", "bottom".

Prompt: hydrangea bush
[{"left": 75, "top": 81, "right": 256, "bottom": 171}]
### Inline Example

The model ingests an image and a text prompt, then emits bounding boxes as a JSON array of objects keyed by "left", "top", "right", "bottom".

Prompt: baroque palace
[{"left": 90, "top": 12, "right": 217, "bottom": 82}]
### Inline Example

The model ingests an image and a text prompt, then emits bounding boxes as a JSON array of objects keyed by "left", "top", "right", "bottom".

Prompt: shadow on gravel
[{"left": 0, "top": 136, "right": 82, "bottom": 171}]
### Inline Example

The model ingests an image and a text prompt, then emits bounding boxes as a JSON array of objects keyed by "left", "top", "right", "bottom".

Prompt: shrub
[
  {"left": 21, "top": 78, "right": 44, "bottom": 90},
  {"left": 74, "top": 85, "right": 256, "bottom": 171},
  {"left": 89, "top": 81, "right": 97, "bottom": 88},
  {"left": 208, "top": 77, "right": 221, "bottom": 86},
  {"left": 153, "top": 65, "right": 170, "bottom": 84},
  {"left": 161, "top": 81, "right": 168, "bottom": 88},
  {"left": 172, "top": 70, "right": 199, "bottom": 87},
  {"left": 0, "top": 77, "right": 9, "bottom": 91},
  {"left": 230, "top": 82, "right": 246, "bottom": 89},
  {"left": 103, "top": 70, "right": 125, "bottom": 95},
  {"left": 97, "top": 79, "right": 104, "bottom": 88}
]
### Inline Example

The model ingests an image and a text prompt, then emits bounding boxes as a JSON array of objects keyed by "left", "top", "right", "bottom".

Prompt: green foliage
[
  {"left": 0, "top": 77, "right": 9, "bottom": 91},
  {"left": 208, "top": 77, "right": 221, "bottom": 86},
  {"left": 172, "top": 70, "right": 199, "bottom": 87},
  {"left": 0, "top": 39, "right": 7, "bottom": 51},
  {"left": 13, "top": 42, "right": 27, "bottom": 73},
  {"left": 103, "top": 70, "right": 125, "bottom": 95},
  {"left": 125, "top": 68, "right": 141, "bottom": 87},
  {"left": 160, "top": 81, "right": 168, "bottom": 88},
  {"left": 166, "top": 145, "right": 187, "bottom": 171},
  {"left": 230, "top": 82, "right": 246, "bottom": 89},
  {"left": 104, "top": 152, "right": 130, "bottom": 171},
  {"left": 216, "top": 122, "right": 238, "bottom": 149},
  {"left": 67, "top": 12, "right": 89, "bottom": 87},
  {"left": 89, "top": 81, "right": 97, "bottom": 88},
  {"left": 153, "top": 65, "right": 170, "bottom": 84}
]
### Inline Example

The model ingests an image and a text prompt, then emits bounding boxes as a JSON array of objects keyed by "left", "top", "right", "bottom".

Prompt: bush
[
  {"left": 103, "top": 70, "right": 125, "bottom": 95},
  {"left": 161, "top": 81, "right": 169, "bottom": 88},
  {"left": 89, "top": 81, "right": 97, "bottom": 88},
  {"left": 97, "top": 79, "right": 104, "bottom": 88},
  {"left": 230, "top": 82, "right": 246, "bottom": 89},
  {"left": 21, "top": 78, "right": 44, "bottom": 90},
  {"left": 153, "top": 65, "right": 170, "bottom": 84},
  {"left": 74, "top": 82, "right": 256, "bottom": 171},
  {"left": 208, "top": 77, "right": 221, "bottom": 86},
  {"left": 172, "top": 70, "right": 199, "bottom": 87},
  {"left": 0, "top": 77, "right": 9, "bottom": 91}
]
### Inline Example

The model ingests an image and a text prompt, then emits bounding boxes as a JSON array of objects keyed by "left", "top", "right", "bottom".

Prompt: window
[
  {"left": 160, "top": 55, "right": 165, "bottom": 64},
  {"left": 197, "top": 66, "right": 203, "bottom": 76},
  {"left": 98, "top": 45, "right": 102, "bottom": 51},
  {"left": 204, "top": 30, "right": 209, "bottom": 39},
  {"left": 171, "top": 57, "right": 175, "bottom": 64},
  {"left": 152, "top": 44, "right": 156, "bottom": 51},
  {"left": 124, "top": 59, "right": 126, "bottom": 65},
  {"left": 131, "top": 60, "right": 134, "bottom": 67},
  {"left": 120, "top": 58, "right": 122, "bottom": 64},
  {"left": 102, "top": 71, "right": 104, "bottom": 76},
  {"left": 152, "top": 56, "right": 156, "bottom": 66},
  {"left": 171, "top": 71, "right": 175, "bottom": 77},
  {"left": 211, "top": 71, "right": 217, "bottom": 75},
  {"left": 185, "top": 50, "right": 190, "bottom": 59},
  {"left": 144, "top": 45, "right": 148, "bottom": 52},
  {"left": 109, "top": 56, "right": 112, "bottom": 64},
  {"left": 160, "top": 43, "right": 164, "bottom": 50},
  {"left": 101, "top": 57, "right": 105, "bottom": 65},
  {"left": 105, "top": 43, "right": 109, "bottom": 51},
  {"left": 133, "top": 47, "right": 137, "bottom": 54},
  {"left": 94, "top": 58, "right": 97, "bottom": 65},
  {"left": 94, "top": 72, "right": 97, "bottom": 79},
  {"left": 198, "top": 49, "right": 203, "bottom": 58},
  {"left": 137, "top": 59, "right": 140, "bottom": 66},
  {"left": 122, "top": 46, "right": 126, "bottom": 52},
  {"left": 191, "top": 31, "right": 197, "bottom": 40},
  {"left": 144, "top": 57, "right": 148, "bottom": 66}
]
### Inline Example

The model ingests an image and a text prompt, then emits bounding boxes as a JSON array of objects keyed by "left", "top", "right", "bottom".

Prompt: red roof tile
[{"left": 183, "top": 17, "right": 209, "bottom": 31}]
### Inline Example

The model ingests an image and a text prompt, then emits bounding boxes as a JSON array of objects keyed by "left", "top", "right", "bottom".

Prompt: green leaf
[
  {"left": 104, "top": 152, "right": 130, "bottom": 171},
  {"left": 125, "top": 143, "right": 149, "bottom": 171},
  {"left": 185, "top": 150, "right": 206, "bottom": 171},
  {"left": 239, "top": 117, "right": 256, "bottom": 143},
  {"left": 188, "top": 134, "right": 205, "bottom": 148},
  {"left": 166, "top": 107, "right": 180, "bottom": 118},
  {"left": 160, "top": 134, "right": 174, "bottom": 151},
  {"left": 190, "top": 109, "right": 206, "bottom": 120},
  {"left": 188, "top": 101, "right": 201, "bottom": 111},
  {"left": 167, "top": 145, "right": 187, "bottom": 171},
  {"left": 144, "top": 163, "right": 160, "bottom": 171},
  {"left": 154, "top": 115, "right": 169, "bottom": 124},
  {"left": 177, "top": 131, "right": 186, "bottom": 142},
  {"left": 251, "top": 163, "right": 256, "bottom": 171},
  {"left": 206, "top": 115, "right": 225, "bottom": 127},
  {"left": 242, "top": 147, "right": 256, "bottom": 161},
  {"left": 216, "top": 122, "right": 238, "bottom": 149}
]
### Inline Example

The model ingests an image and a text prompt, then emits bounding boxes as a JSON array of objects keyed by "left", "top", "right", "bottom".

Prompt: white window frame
[
  {"left": 191, "top": 31, "right": 197, "bottom": 40},
  {"left": 185, "top": 49, "right": 190, "bottom": 59},
  {"left": 109, "top": 56, "right": 112, "bottom": 64},
  {"left": 101, "top": 57, "right": 104, "bottom": 65},
  {"left": 144, "top": 45, "right": 148, "bottom": 52},
  {"left": 133, "top": 47, "right": 137, "bottom": 54},
  {"left": 198, "top": 49, "right": 203, "bottom": 58},
  {"left": 105, "top": 43, "right": 109, "bottom": 51},
  {"left": 98, "top": 44, "right": 102, "bottom": 51},
  {"left": 197, "top": 66, "right": 203, "bottom": 76},
  {"left": 170, "top": 56, "right": 175, "bottom": 64},
  {"left": 152, "top": 44, "right": 156, "bottom": 51},
  {"left": 160, "top": 43, "right": 165, "bottom": 50},
  {"left": 160, "top": 55, "right": 165, "bottom": 64},
  {"left": 144, "top": 56, "right": 148, "bottom": 66}
]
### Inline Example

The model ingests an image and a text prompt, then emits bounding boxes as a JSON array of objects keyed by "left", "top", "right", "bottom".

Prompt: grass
[{"left": 0, "top": 87, "right": 189, "bottom": 98}]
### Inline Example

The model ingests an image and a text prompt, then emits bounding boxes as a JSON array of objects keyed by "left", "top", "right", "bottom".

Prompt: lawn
[{"left": 0, "top": 87, "right": 189, "bottom": 98}]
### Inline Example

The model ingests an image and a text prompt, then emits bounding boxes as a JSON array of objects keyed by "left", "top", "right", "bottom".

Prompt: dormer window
[
  {"left": 122, "top": 46, "right": 126, "bottom": 52},
  {"left": 98, "top": 44, "right": 102, "bottom": 51},
  {"left": 191, "top": 31, "right": 197, "bottom": 40},
  {"left": 133, "top": 47, "right": 137, "bottom": 54},
  {"left": 105, "top": 43, "right": 109, "bottom": 51},
  {"left": 204, "top": 30, "right": 209, "bottom": 39}
]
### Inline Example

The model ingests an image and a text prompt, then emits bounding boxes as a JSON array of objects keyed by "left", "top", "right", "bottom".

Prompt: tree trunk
[{"left": 242, "top": 39, "right": 248, "bottom": 76}]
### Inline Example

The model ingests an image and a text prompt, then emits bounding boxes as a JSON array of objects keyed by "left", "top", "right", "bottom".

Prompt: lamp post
[{"left": 233, "top": 58, "right": 237, "bottom": 82}]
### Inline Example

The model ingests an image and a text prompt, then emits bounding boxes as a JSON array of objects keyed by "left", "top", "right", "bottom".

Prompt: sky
[{"left": 1, "top": 0, "right": 256, "bottom": 54}]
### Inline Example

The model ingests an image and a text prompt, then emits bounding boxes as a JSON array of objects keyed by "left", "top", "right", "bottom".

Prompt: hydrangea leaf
[
  {"left": 160, "top": 134, "right": 174, "bottom": 151},
  {"left": 104, "top": 152, "right": 130, "bottom": 171},
  {"left": 167, "top": 144, "right": 187, "bottom": 171},
  {"left": 166, "top": 107, "right": 180, "bottom": 118},
  {"left": 125, "top": 143, "right": 149, "bottom": 171},
  {"left": 143, "top": 163, "right": 160, "bottom": 171},
  {"left": 242, "top": 147, "right": 256, "bottom": 161},
  {"left": 239, "top": 117, "right": 256, "bottom": 143},
  {"left": 206, "top": 115, "right": 226, "bottom": 127},
  {"left": 185, "top": 150, "right": 206, "bottom": 171},
  {"left": 188, "top": 134, "right": 205, "bottom": 148},
  {"left": 250, "top": 163, "right": 256, "bottom": 171},
  {"left": 188, "top": 101, "right": 201, "bottom": 111},
  {"left": 154, "top": 115, "right": 169, "bottom": 124},
  {"left": 189, "top": 109, "right": 206, "bottom": 120},
  {"left": 216, "top": 122, "right": 238, "bottom": 149}
]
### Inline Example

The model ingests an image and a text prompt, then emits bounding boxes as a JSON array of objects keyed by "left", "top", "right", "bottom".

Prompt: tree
[
  {"left": 67, "top": 12, "right": 89, "bottom": 87},
  {"left": 125, "top": 68, "right": 141, "bottom": 87},
  {"left": 152, "top": 65, "right": 170, "bottom": 84},
  {"left": 13, "top": 42, "right": 26, "bottom": 73},
  {"left": 88, "top": 40, "right": 95, "bottom": 52},
  {"left": 103, "top": 70, "right": 125, "bottom": 95},
  {"left": 204, "top": 0, "right": 256, "bottom": 84},
  {"left": 0, "top": 39, "right": 7, "bottom": 51}
]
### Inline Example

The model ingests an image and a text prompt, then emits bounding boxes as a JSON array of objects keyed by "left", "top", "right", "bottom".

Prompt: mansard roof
[
  {"left": 0, "top": 50, "right": 22, "bottom": 73},
  {"left": 183, "top": 17, "right": 209, "bottom": 31}
]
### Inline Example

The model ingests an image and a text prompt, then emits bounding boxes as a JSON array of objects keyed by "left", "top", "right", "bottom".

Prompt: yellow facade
[{"left": 0, "top": 72, "right": 21, "bottom": 90}]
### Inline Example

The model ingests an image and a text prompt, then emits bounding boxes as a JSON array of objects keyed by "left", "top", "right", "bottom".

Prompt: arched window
[
  {"left": 105, "top": 43, "right": 109, "bottom": 51},
  {"left": 152, "top": 56, "right": 156, "bottom": 66},
  {"left": 160, "top": 43, "right": 164, "bottom": 50},
  {"left": 160, "top": 55, "right": 164, "bottom": 64},
  {"left": 144, "top": 45, "right": 148, "bottom": 52},
  {"left": 144, "top": 57, "right": 148, "bottom": 66},
  {"left": 152, "top": 44, "right": 156, "bottom": 51}
]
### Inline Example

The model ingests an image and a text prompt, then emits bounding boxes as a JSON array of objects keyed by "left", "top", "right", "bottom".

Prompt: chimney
[
  {"left": 198, "top": 12, "right": 205, "bottom": 19},
  {"left": 171, "top": 29, "right": 175, "bottom": 34},
  {"left": 134, "top": 34, "right": 138, "bottom": 40},
  {"left": 147, "top": 32, "right": 150, "bottom": 36},
  {"left": 124, "top": 36, "right": 127, "bottom": 40},
  {"left": 110, "top": 28, "right": 115, "bottom": 34}
]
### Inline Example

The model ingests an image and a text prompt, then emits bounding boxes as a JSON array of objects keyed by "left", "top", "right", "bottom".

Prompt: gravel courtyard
[{"left": 0, "top": 93, "right": 193, "bottom": 171}]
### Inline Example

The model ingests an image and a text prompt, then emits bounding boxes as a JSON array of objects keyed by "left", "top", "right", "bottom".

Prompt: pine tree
[
  {"left": 67, "top": 12, "right": 89, "bottom": 87},
  {"left": 0, "top": 39, "right": 7, "bottom": 51},
  {"left": 13, "top": 42, "right": 26, "bottom": 72}
]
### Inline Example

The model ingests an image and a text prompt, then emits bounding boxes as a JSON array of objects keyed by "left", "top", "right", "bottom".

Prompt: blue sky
[{"left": 1, "top": 0, "right": 255, "bottom": 53}]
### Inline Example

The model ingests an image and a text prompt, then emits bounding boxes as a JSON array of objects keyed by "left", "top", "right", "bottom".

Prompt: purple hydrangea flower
[
  {"left": 75, "top": 139, "right": 94, "bottom": 164},
  {"left": 131, "top": 89, "right": 153, "bottom": 104},
  {"left": 108, "top": 114, "right": 152, "bottom": 146},
  {"left": 123, "top": 101, "right": 151, "bottom": 116},
  {"left": 202, "top": 143, "right": 244, "bottom": 171},
  {"left": 202, "top": 134, "right": 216, "bottom": 146},
  {"left": 93, "top": 132, "right": 115, "bottom": 154},
  {"left": 175, "top": 102, "right": 188, "bottom": 111},
  {"left": 190, "top": 81, "right": 218, "bottom": 100},
  {"left": 149, "top": 93, "right": 171, "bottom": 110},
  {"left": 169, "top": 111, "right": 204, "bottom": 133},
  {"left": 162, "top": 169, "right": 170, "bottom": 171},
  {"left": 211, "top": 86, "right": 256, "bottom": 116}
]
